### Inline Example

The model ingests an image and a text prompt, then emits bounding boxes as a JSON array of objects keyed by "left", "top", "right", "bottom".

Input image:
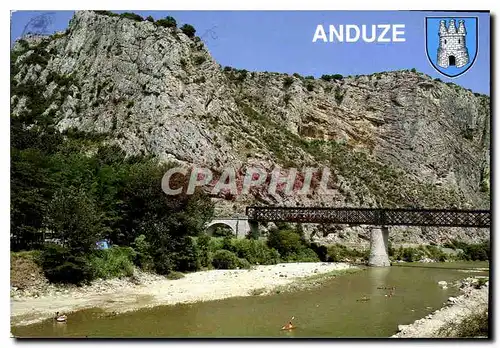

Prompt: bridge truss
[{"left": 245, "top": 206, "right": 490, "bottom": 228}]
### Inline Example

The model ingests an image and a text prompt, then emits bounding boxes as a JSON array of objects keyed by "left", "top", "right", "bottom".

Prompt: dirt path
[{"left": 11, "top": 262, "right": 354, "bottom": 327}]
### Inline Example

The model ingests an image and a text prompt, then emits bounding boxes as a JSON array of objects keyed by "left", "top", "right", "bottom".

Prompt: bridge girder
[{"left": 245, "top": 207, "right": 490, "bottom": 228}]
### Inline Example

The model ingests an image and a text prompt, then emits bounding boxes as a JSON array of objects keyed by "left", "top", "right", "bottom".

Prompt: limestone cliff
[{"left": 11, "top": 11, "right": 490, "bottom": 245}]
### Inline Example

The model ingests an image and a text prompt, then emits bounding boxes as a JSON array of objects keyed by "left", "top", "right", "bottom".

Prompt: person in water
[{"left": 282, "top": 316, "right": 295, "bottom": 330}]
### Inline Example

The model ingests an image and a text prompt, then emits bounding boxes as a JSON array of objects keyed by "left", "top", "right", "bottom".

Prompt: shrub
[
  {"left": 305, "top": 75, "right": 315, "bottom": 80},
  {"left": 180, "top": 24, "right": 196, "bottom": 38},
  {"left": 267, "top": 229, "right": 304, "bottom": 259},
  {"left": 438, "top": 308, "right": 488, "bottom": 337},
  {"left": 132, "top": 234, "right": 154, "bottom": 271},
  {"left": 334, "top": 87, "right": 344, "bottom": 105},
  {"left": 327, "top": 244, "right": 368, "bottom": 262},
  {"left": 237, "top": 257, "right": 251, "bottom": 269},
  {"left": 231, "top": 239, "right": 280, "bottom": 265},
  {"left": 292, "top": 73, "right": 301, "bottom": 78},
  {"left": 193, "top": 55, "right": 206, "bottom": 65},
  {"left": 89, "top": 246, "right": 136, "bottom": 279},
  {"left": 309, "top": 242, "right": 328, "bottom": 261},
  {"left": 306, "top": 83, "right": 314, "bottom": 92},
  {"left": 45, "top": 189, "right": 104, "bottom": 253},
  {"left": 212, "top": 249, "right": 240, "bottom": 269},
  {"left": 157, "top": 16, "right": 177, "bottom": 28},
  {"left": 221, "top": 235, "right": 235, "bottom": 252},
  {"left": 410, "top": 68, "right": 417, "bottom": 73},
  {"left": 286, "top": 248, "right": 320, "bottom": 262},
  {"left": 197, "top": 233, "right": 212, "bottom": 268},
  {"left": 391, "top": 246, "right": 426, "bottom": 262},
  {"left": 424, "top": 245, "right": 447, "bottom": 262},
  {"left": 464, "top": 242, "right": 490, "bottom": 261},
  {"left": 443, "top": 240, "right": 490, "bottom": 261},
  {"left": 208, "top": 237, "right": 225, "bottom": 253},
  {"left": 119, "top": 12, "right": 144, "bottom": 22},
  {"left": 283, "top": 76, "right": 294, "bottom": 88},
  {"left": 153, "top": 247, "right": 173, "bottom": 275},
  {"left": 170, "top": 236, "right": 201, "bottom": 272},
  {"left": 321, "top": 74, "right": 343, "bottom": 82},
  {"left": 40, "top": 244, "right": 94, "bottom": 285},
  {"left": 167, "top": 271, "right": 185, "bottom": 280},
  {"left": 94, "top": 11, "right": 119, "bottom": 17},
  {"left": 320, "top": 75, "right": 332, "bottom": 82},
  {"left": 475, "top": 278, "right": 488, "bottom": 289},
  {"left": 146, "top": 16, "right": 154, "bottom": 22}
]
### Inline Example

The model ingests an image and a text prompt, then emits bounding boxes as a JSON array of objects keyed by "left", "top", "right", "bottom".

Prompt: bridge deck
[{"left": 245, "top": 207, "right": 490, "bottom": 228}]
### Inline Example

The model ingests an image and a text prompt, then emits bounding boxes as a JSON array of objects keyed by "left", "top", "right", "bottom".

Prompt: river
[{"left": 11, "top": 262, "right": 488, "bottom": 338}]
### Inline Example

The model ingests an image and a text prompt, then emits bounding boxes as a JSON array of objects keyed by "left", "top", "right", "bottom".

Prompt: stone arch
[{"left": 206, "top": 221, "right": 237, "bottom": 237}]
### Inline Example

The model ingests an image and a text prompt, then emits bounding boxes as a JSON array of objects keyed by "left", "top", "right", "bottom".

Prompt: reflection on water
[{"left": 12, "top": 262, "right": 488, "bottom": 338}]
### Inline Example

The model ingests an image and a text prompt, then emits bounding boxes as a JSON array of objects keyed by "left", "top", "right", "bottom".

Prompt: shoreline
[
  {"left": 11, "top": 262, "right": 357, "bottom": 327},
  {"left": 392, "top": 278, "right": 489, "bottom": 338}
]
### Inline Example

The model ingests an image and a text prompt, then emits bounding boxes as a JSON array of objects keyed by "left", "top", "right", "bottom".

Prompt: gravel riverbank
[
  {"left": 11, "top": 262, "right": 355, "bottom": 327},
  {"left": 392, "top": 277, "right": 489, "bottom": 338}
]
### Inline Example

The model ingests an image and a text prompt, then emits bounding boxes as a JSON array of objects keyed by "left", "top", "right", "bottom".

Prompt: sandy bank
[
  {"left": 392, "top": 279, "right": 489, "bottom": 338},
  {"left": 11, "top": 262, "right": 355, "bottom": 327}
]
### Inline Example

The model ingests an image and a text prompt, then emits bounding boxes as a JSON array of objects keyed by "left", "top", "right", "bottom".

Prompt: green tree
[
  {"left": 180, "top": 24, "right": 196, "bottom": 38},
  {"left": 10, "top": 148, "right": 55, "bottom": 250},
  {"left": 40, "top": 244, "right": 94, "bottom": 285},
  {"left": 267, "top": 229, "right": 304, "bottom": 259},
  {"left": 157, "top": 16, "right": 177, "bottom": 28},
  {"left": 197, "top": 233, "right": 212, "bottom": 268},
  {"left": 45, "top": 188, "right": 105, "bottom": 253}
]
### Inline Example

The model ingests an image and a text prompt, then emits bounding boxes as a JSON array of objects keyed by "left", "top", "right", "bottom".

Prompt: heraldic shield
[{"left": 425, "top": 17, "right": 478, "bottom": 78}]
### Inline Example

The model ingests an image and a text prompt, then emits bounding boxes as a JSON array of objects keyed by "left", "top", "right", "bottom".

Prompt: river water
[{"left": 12, "top": 262, "right": 488, "bottom": 338}]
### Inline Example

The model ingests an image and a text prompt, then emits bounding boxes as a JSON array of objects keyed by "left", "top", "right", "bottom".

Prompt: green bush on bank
[
  {"left": 231, "top": 238, "right": 281, "bottom": 265},
  {"left": 132, "top": 234, "right": 154, "bottom": 271},
  {"left": 212, "top": 249, "right": 240, "bottom": 269},
  {"left": 444, "top": 240, "right": 490, "bottom": 261},
  {"left": 267, "top": 228, "right": 305, "bottom": 260},
  {"left": 327, "top": 244, "right": 369, "bottom": 262},
  {"left": 40, "top": 244, "right": 137, "bottom": 284},
  {"left": 193, "top": 235, "right": 280, "bottom": 267},
  {"left": 388, "top": 241, "right": 490, "bottom": 262},
  {"left": 390, "top": 246, "right": 426, "bottom": 262},
  {"left": 88, "top": 246, "right": 136, "bottom": 279}
]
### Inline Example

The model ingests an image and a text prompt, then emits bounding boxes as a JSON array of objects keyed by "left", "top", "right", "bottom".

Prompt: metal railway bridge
[
  {"left": 237, "top": 206, "right": 490, "bottom": 267},
  {"left": 245, "top": 207, "right": 490, "bottom": 228}
]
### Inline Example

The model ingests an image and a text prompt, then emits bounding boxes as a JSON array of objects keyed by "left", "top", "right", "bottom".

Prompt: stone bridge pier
[{"left": 368, "top": 226, "right": 390, "bottom": 267}]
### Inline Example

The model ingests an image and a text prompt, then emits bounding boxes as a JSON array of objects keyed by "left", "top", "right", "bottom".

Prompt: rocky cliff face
[{"left": 11, "top": 11, "right": 490, "bottom": 245}]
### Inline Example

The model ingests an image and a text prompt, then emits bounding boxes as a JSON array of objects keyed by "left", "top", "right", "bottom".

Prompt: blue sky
[{"left": 11, "top": 10, "right": 490, "bottom": 95}]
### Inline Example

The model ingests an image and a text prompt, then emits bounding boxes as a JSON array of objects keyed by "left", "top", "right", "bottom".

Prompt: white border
[{"left": 2, "top": 1, "right": 497, "bottom": 348}]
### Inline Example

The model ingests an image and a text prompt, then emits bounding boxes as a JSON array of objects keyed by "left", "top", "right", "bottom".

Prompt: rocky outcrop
[{"left": 11, "top": 11, "right": 490, "bottom": 245}]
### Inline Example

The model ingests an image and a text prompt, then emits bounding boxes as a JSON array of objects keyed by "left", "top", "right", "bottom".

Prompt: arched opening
[
  {"left": 206, "top": 223, "right": 236, "bottom": 238},
  {"left": 444, "top": 39, "right": 447, "bottom": 44},
  {"left": 458, "top": 38, "right": 461, "bottom": 44},
  {"left": 448, "top": 56, "right": 456, "bottom": 66}
]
